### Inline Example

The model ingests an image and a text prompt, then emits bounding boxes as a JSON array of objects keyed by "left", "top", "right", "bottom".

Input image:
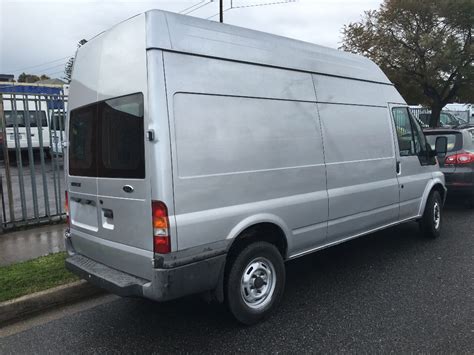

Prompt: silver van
[{"left": 65, "top": 10, "right": 448, "bottom": 324}]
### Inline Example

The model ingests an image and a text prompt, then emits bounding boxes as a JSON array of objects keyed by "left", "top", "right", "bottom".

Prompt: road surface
[{"left": 1, "top": 202, "right": 473, "bottom": 353}]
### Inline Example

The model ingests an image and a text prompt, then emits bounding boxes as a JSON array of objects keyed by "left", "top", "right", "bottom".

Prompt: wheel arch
[
  {"left": 418, "top": 177, "right": 447, "bottom": 216},
  {"left": 225, "top": 214, "right": 292, "bottom": 259},
  {"left": 212, "top": 215, "right": 291, "bottom": 304}
]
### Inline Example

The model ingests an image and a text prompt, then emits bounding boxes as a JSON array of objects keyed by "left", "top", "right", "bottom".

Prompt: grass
[{"left": 0, "top": 252, "right": 78, "bottom": 303}]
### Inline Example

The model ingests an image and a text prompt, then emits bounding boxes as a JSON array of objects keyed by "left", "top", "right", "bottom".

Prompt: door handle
[{"left": 396, "top": 161, "right": 401, "bottom": 175}]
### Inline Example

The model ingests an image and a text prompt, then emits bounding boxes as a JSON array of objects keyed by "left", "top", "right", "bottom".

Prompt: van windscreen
[{"left": 69, "top": 93, "right": 145, "bottom": 179}]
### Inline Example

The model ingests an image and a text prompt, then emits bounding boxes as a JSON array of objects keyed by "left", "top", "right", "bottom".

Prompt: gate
[{"left": 0, "top": 86, "right": 67, "bottom": 231}]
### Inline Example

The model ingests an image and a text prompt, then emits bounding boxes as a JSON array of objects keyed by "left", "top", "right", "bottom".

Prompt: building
[{"left": 0, "top": 74, "right": 14, "bottom": 82}]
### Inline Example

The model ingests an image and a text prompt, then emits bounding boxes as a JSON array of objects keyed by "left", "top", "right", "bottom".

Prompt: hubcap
[
  {"left": 433, "top": 202, "right": 441, "bottom": 230},
  {"left": 240, "top": 257, "right": 276, "bottom": 310}
]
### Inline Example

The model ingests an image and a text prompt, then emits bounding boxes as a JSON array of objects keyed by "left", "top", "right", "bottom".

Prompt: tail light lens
[
  {"left": 445, "top": 152, "right": 474, "bottom": 165},
  {"left": 65, "top": 190, "right": 70, "bottom": 227},
  {"left": 152, "top": 201, "right": 170, "bottom": 254}
]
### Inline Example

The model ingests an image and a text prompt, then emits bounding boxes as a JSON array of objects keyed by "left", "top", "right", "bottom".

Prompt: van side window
[
  {"left": 392, "top": 108, "right": 416, "bottom": 156},
  {"left": 392, "top": 107, "right": 432, "bottom": 164}
]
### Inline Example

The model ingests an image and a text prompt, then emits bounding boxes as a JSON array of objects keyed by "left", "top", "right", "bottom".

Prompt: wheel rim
[
  {"left": 433, "top": 201, "right": 441, "bottom": 230},
  {"left": 240, "top": 257, "right": 276, "bottom": 310}
]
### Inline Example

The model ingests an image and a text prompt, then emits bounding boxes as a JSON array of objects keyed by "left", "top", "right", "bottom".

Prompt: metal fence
[
  {"left": 0, "top": 91, "right": 67, "bottom": 231},
  {"left": 410, "top": 107, "right": 472, "bottom": 126}
]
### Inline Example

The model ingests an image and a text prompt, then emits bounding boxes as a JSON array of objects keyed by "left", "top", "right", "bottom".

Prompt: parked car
[
  {"left": 419, "top": 112, "right": 468, "bottom": 128},
  {"left": 2, "top": 95, "right": 51, "bottom": 154},
  {"left": 64, "top": 10, "right": 448, "bottom": 325},
  {"left": 425, "top": 127, "right": 474, "bottom": 207}
]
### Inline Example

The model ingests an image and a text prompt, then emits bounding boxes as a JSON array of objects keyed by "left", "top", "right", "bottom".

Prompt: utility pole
[{"left": 219, "top": 0, "right": 223, "bottom": 23}]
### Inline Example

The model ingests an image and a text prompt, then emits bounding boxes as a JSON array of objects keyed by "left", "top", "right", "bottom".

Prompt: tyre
[
  {"left": 225, "top": 241, "right": 285, "bottom": 325},
  {"left": 419, "top": 191, "right": 442, "bottom": 239},
  {"left": 466, "top": 194, "right": 474, "bottom": 209}
]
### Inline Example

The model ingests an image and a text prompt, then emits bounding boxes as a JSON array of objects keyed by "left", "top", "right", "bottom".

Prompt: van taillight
[
  {"left": 445, "top": 152, "right": 474, "bottom": 165},
  {"left": 65, "top": 191, "right": 70, "bottom": 227},
  {"left": 152, "top": 201, "right": 170, "bottom": 254}
]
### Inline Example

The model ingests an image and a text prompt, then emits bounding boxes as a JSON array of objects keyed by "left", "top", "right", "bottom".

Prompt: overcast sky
[{"left": 0, "top": 0, "right": 382, "bottom": 79}]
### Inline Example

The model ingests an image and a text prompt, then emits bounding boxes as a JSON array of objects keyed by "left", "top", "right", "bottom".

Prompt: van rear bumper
[
  {"left": 65, "top": 251, "right": 227, "bottom": 302},
  {"left": 66, "top": 254, "right": 149, "bottom": 297}
]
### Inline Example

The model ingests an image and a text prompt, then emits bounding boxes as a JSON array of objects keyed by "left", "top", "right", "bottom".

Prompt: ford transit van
[{"left": 65, "top": 10, "right": 447, "bottom": 324}]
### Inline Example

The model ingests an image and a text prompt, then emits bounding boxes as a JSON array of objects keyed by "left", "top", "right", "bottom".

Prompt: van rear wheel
[
  {"left": 420, "top": 191, "right": 442, "bottom": 239},
  {"left": 225, "top": 241, "right": 285, "bottom": 325}
]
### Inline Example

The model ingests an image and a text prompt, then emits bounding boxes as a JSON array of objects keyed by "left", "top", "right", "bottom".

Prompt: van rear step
[{"left": 66, "top": 254, "right": 148, "bottom": 297}]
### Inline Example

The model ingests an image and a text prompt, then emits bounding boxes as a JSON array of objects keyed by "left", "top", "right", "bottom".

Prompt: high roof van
[{"left": 65, "top": 10, "right": 448, "bottom": 324}]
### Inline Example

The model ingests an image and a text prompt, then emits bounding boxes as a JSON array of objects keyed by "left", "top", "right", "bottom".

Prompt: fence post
[{"left": 0, "top": 94, "right": 15, "bottom": 225}]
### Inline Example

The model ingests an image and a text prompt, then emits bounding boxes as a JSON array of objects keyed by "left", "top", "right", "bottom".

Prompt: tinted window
[
  {"left": 99, "top": 94, "right": 145, "bottom": 178},
  {"left": 425, "top": 133, "right": 462, "bottom": 152},
  {"left": 68, "top": 93, "right": 144, "bottom": 179},
  {"left": 4, "top": 111, "right": 47, "bottom": 128},
  {"left": 69, "top": 104, "right": 97, "bottom": 177}
]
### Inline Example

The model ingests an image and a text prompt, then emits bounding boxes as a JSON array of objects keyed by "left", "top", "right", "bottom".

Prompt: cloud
[{"left": 0, "top": 0, "right": 381, "bottom": 78}]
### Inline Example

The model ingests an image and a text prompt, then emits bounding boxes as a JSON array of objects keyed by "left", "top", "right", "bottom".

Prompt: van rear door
[{"left": 69, "top": 93, "right": 152, "bottom": 252}]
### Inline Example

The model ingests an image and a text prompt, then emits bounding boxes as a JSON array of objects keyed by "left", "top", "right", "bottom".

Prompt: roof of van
[{"left": 144, "top": 10, "right": 392, "bottom": 85}]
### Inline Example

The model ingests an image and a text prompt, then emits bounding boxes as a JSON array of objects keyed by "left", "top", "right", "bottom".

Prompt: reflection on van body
[{"left": 65, "top": 10, "right": 447, "bottom": 324}]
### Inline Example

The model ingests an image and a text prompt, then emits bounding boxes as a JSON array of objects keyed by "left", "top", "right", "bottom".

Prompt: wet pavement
[{"left": 0, "top": 223, "right": 66, "bottom": 266}]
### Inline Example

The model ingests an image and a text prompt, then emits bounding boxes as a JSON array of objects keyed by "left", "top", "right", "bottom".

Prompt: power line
[
  {"left": 179, "top": 0, "right": 207, "bottom": 14},
  {"left": 205, "top": 0, "right": 297, "bottom": 21},
  {"left": 231, "top": 0, "right": 296, "bottom": 9},
  {"left": 206, "top": 7, "right": 232, "bottom": 19},
  {"left": 183, "top": 0, "right": 213, "bottom": 15},
  {"left": 42, "top": 69, "right": 66, "bottom": 78},
  {"left": 30, "top": 62, "right": 66, "bottom": 74},
  {"left": 6, "top": 55, "right": 72, "bottom": 74}
]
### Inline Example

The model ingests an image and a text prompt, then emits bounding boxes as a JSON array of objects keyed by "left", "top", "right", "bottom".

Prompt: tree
[
  {"left": 341, "top": 0, "right": 473, "bottom": 127},
  {"left": 17, "top": 73, "right": 49, "bottom": 83},
  {"left": 64, "top": 39, "right": 88, "bottom": 83}
]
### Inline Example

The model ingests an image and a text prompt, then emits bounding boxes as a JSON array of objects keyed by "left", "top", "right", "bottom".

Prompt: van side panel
[
  {"left": 313, "top": 75, "right": 400, "bottom": 242},
  {"left": 163, "top": 53, "right": 328, "bottom": 254}
]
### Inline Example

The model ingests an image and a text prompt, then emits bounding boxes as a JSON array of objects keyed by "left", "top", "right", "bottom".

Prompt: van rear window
[
  {"left": 99, "top": 94, "right": 145, "bottom": 178},
  {"left": 69, "top": 103, "right": 97, "bottom": 177},
  {"left": 69, "top": 93, "right": 145, "bottom": 179}
]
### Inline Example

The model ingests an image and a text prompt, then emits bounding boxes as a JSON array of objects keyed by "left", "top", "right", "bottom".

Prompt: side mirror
[{"left": 435, "top": 136, "right": 448, "bottom": 157}]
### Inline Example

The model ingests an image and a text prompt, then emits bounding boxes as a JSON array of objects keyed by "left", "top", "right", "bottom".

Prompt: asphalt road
[{"left": 1, "top": 202, "right": 473, "bottom": 353}]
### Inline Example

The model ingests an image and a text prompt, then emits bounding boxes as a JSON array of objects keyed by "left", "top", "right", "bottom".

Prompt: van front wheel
[
  {"left": 420, "top": 191, "right": 442, "bottom": 239},
  {"left": 225, "top": 241, "right": 285, "bottom": 325}
]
